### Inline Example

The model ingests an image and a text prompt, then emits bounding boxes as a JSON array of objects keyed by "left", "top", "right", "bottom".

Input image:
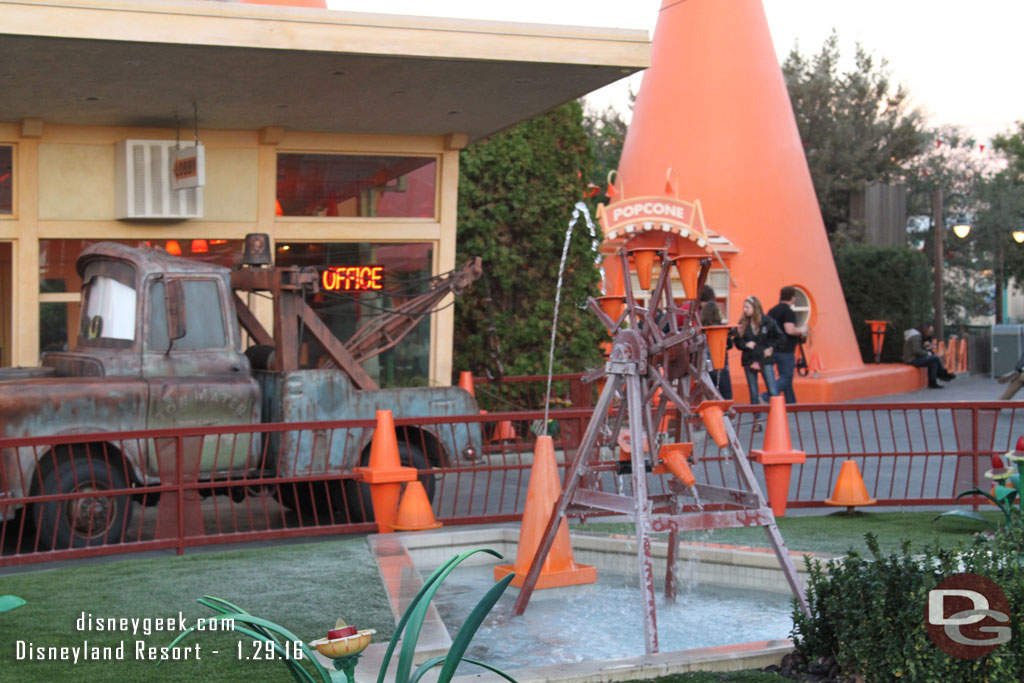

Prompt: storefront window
[
  {"left": 275, "top": 242, "right": 433, "bottom": 387},
  {"left": 38, "top": 238, "right": 241, "bottom": 353},
  {"left": 0, "top": 146, "right": 11, "bottom": 215},
  {"left": 276, "top": 154, "right": 436, "bottom": 218}
]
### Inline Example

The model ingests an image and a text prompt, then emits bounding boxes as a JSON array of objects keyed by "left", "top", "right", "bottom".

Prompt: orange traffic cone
[
  {"left": 628, "top": 246, "right": 659, "bottom": 290},
  {"left": 490, "top": 420, "right": 518, "bottom": 442},
  {"left": 750, "top": 396, "right": 806, "bottom": 517},
  {"left": 354, "top": 410, "right": 417, "bottom": 533},
  {"left": 653, "top": 443, "right": 696, "bottom": 487},
  {"left": 494, "top": 436, "right": 597, "bottom": 588},
  {"left": 957, "top": 337, "right": 968, "bottom": 373},
  {"left": 596, "top": 295, "right": 627, "bottom": 321},
  {"left": 696, "top": 399, "right": 731, "bottom": 448},
  {"left": 672, "top": 255, "right": 703, "bottom": 300},
  {"left": 824, "top": 460, "right": 876, "bottom": 514},
  {"left": 390, "top": 480, "right": 443, "bottom": 531},
  {"left": 703, "top": 326, "right": 731, "bottom": 370},
  {"left": 458, "top": 371, "right": 475, "bottom": 396}
]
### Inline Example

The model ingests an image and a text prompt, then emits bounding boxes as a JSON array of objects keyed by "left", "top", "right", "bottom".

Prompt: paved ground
[{"left": 849, "top": 370, "right": 1008, "bottom": 403}]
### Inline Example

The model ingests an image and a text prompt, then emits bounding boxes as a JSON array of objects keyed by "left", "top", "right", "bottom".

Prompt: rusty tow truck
[{"left": 0, "top": 236, "right": 483, "bottom": 548}]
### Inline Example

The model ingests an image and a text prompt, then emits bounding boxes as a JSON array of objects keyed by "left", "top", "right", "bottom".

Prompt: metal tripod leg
[
  {"left": 511, "top": 371, "right": 623, "bottom": 616},
  {"left": 625, "top": 370, "right": 658, "bottom": 654}
]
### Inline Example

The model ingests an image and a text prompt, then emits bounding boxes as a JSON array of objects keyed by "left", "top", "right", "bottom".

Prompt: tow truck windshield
[{"left": 78, "top": 261, "right": 137, "bottom": 348}]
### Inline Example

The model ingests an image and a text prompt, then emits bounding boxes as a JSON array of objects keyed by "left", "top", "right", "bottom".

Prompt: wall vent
[{"left": 114, "top": 140, "right": 203, "bottom": 219}]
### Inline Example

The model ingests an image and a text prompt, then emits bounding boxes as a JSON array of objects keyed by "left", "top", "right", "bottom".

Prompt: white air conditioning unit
[{"left": 114, "top": 140, "right": 203, "bottom": 219}]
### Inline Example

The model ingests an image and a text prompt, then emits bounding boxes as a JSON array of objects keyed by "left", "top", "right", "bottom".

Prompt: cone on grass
[
  {"left": 750, "top": 396, "right": 805, "bottom": 517},
  {"left": 824, "top": 459, "right": 876, "bottom": 514},
  {"left": 696, "top": 399, "right": 732, "bottom": 448},
  {"left": 494, "top": 436, "right": 596, "bottom": 588},
  {"left": 354, "top": 410, "right": 417, "bottom": 533},
  {"left": 390, "top": 480, "right": 442, "bottom": 531}
]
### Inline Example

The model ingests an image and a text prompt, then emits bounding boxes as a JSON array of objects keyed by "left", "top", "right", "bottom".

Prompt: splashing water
[{"left": 544, "top": 202, "right": 601, "bottom": 429}]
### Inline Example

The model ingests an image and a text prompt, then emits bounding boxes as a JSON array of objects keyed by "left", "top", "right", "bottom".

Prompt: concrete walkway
[{"left": 847, "top": 370, "right": 1008, "bottom": 404}]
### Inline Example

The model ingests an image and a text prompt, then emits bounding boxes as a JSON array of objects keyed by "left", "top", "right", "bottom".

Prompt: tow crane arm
[{"left": 230, "top": 257, "right": 482, "bottom": 391}]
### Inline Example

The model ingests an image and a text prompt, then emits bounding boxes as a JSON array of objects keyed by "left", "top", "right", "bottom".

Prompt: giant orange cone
[
  {"left": 750, "top": 397, "right": 806, "bottom": 517},
  {"left": 494, "top": 436, "right": 596, "bottom": 588},
  {"left": 825, "top": 460, "right": 876, "bottom": 514},
  {"left": 390, "top": 481, "right": 443, "bottom": 531},
  {"left": 614, "top": 0, "right": 884, "bottom": 395},
  {"left": 354, "top": 410, "right": 417, "bottom": 533}
]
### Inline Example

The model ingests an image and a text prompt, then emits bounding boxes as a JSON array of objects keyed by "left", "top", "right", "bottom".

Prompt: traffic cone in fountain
[
  {"left": 494, "top": 436, "right": 596, "bottom": 588},
  {"left": 824, "top": 460, "right": 876, "bottom": 514},
  {"left": 750, "top": 396, "right": 806, "bottom": 517}
]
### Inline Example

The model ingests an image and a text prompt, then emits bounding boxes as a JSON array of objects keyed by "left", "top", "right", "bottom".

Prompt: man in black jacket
[{"left": 766, "top": 286, "right": 808, "bottom": 403}]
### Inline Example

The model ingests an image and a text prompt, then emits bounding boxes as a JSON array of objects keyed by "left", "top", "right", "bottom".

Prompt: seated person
[{"left": 902, "top": 323, "right": 955, "bottom": 389}]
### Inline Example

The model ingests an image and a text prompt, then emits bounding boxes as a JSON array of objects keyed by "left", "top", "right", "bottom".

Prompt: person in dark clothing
[
  {"left": 766, "top": 286, "right": 809, "bottom": 404},
  {"left": 700, "top": 285, "right": 732, "bottom": 400},
  {"left": 902, "top": 322, "right": 955, "bottom": 389},
  {"left": 733, "top": 295, "right": 783, "bottom": 404}
]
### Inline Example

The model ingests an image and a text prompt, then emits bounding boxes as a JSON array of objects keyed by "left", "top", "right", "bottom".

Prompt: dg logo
[{"left": 927, "top": 573, "right": 1011, "bottom": 659}]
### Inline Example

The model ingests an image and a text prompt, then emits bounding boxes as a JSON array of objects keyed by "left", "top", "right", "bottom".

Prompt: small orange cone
[
  {"left": 696, "top": 399, "right": 732, "bottom": 448},
  {"left": 750, "top": 397, "right": 806, "bottom": 517},
  {"left": 653, "top": 443, "right": 696, "bottom": 487},
  {"left": 354, "top": 410, "right": 417, "bottom": 533},
  {"left": 494, "top": 436, "right": 596, "bottom": 588},
  {"left": 390, "top": 480, "right": 443, "bottom": 531},
  {"left": 703, "top": 326, "right": 731, "bottom": 370},
  {"left": 596, "top": 294, "right": 627, "bottom": 321},
  {"left": 458, "top": 371, "right": 475, "bottom": 396},
  {"left": 824, "top": 460, "right": 876, "bottom": 514},
  {"left": 672, "top": 255, "right": 703, "bottom": 300},
  {"left": 490, "top": 420, "right": 518, "bottom": 442},
  {"left": 628, "top": 246, "right": 659, "bottom": 290},
  {"left": 957, "top": 337, "right": 968, "bottom": 373}
]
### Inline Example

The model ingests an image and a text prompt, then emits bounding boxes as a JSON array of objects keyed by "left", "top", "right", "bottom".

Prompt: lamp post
[{"left": 933, "top": 188, "right": 945, "bottom": 340}]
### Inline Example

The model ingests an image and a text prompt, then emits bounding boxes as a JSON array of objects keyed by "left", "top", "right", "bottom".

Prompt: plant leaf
[
  {"left": 436, "top": 573, "right": 515, "bottom": 683},
  {"left": 955, "top": 489, "right": 999, "bottom": 506},
  {"left": 380, "top": 548, "right": 503, "bottom": 683},
  {"left": 932, "top": 510, "right": 994, "bottom": 528}
]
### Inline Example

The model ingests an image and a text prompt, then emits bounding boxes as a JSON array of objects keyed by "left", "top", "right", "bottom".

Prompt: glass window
[
  {"left": 79, "top": 261, "right": 137, "bottom": 348},
  {"left": 791, "top": 287, "right": 812, "bottom": 327},
  {"left": 275, "top": 242, "right": 433, "bottom": 387},
  {"left": 149, "top": 279, "right": 227, "bottom": 351},
  {"left": 0, "top": 146, "right": 11, "bottom": 215},
  {"left": 39, "top": 239, "right": 242, "bottom": 353},
  {"left": 276, "top": 154, "right": 436, "bottom": 218}
]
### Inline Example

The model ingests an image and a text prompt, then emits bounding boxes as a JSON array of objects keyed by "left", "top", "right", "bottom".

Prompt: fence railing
[{"left": 2, "top": 398, "right": 1022, "bottom": 567}]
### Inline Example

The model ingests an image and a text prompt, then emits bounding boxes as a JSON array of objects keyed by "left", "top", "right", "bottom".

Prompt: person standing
[
  {"left": 766, "top": 286, "right": 809, "bottom": 404},
  {"left": 733, "top": 295, "right": 783, "bottom": 406}
]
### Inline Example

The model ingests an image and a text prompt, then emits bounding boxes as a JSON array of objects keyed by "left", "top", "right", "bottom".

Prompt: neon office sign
[{"left": 321, "top": 266, "right": 385, "bottom": 291}]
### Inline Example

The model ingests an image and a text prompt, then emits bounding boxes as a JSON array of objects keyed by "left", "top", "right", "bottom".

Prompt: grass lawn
[
  {"left": 574, "top": 508, "right": 1002, "bottom": 557},
  {"left": 0, "top": 509, "right": 998, "bottom": 682},
  {"left": 0, "top": 538, "right": 394, "bottom": 682}
]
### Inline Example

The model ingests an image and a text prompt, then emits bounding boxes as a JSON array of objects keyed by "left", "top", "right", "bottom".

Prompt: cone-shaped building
[{"left": 609, "top": 0, "right": 921, "bottom": 400}]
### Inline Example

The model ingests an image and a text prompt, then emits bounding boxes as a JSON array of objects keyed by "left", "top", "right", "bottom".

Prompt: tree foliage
[
  {"left": 583, "top": 99, "right": 630, "bottom": 193},
  {"left": 453, "top": 102, "right": 605, "bottom": 382},
  {"left": 782, "top": 32, "right": 927, "bottom": 244},
  {"left": 833, "top": 245, "right": 932, "bottom": 362},
  {"left": 988, "top": 123, "right": 1024, "bottom": 305}
]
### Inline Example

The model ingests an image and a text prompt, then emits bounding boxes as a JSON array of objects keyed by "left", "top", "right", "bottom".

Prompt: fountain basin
[{"left": 363, "top": 525, "right": 828, "bottom": 682}]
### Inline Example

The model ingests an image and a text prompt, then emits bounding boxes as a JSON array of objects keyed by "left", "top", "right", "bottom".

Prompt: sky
[{"left": 325, "top": 0, "right": 1024, "bottom": 145}]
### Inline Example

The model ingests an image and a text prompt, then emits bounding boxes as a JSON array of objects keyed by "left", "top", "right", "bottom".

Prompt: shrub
[
  {"left": 833, "top": 245, "right": 932, "bottom": 363},
  {"left": 792, "top": 527, "right": 1024, "bottom": 680}
]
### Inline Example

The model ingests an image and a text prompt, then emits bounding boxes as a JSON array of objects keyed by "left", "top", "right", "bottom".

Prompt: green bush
[
  {"left": 833, "top": 245, "right": 932, "bottom": 363},
  {"left": 792, "top": 527, "right": 1024, "bottom": 681}
]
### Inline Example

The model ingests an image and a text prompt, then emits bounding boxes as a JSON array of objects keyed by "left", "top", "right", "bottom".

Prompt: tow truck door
[{"left": 143, "top": 276, "right": 260, "bottom": 477}]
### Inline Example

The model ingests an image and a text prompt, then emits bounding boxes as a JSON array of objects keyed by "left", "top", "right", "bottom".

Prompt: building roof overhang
[{"left": 0, "top": 0, "right": 649, "bottom": 141}]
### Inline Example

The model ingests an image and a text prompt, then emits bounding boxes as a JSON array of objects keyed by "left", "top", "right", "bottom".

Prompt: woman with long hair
[{"left": 733, "top": 295, "right": 783, "bottom": 406}]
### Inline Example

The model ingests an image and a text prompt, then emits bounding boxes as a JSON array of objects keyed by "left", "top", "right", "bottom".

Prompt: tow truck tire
[
  {"left": 32, "top": 453, "right": 133, "bottom": 549},
  {"left": 345, "top": 442, "right": 434, "bottom": 524}
]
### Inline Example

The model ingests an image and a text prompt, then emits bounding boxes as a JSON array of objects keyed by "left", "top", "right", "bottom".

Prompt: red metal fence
[{"left": 3, "top": 390, "right": 1023, "bottom": 567}]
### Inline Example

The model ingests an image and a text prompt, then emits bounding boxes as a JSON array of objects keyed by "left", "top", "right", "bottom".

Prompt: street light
[
  {"left": 953, "top": 222, "right": 971, "bottom": 239},
  {"left": 1013, "top": 230, "right": 1024, "bottom": 244}
]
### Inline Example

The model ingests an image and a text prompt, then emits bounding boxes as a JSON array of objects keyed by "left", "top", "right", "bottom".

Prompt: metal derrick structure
[{"left": 511, "top": 246, "right": 810, "bottom": 654}]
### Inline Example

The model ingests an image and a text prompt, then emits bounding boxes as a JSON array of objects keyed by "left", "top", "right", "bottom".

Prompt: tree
[
  {"left": 979, "top": 123, "right": 1024, "bottom": 320},
  {"left": 782, "top": 31, "right": 927, "bottom": 244},
  {"left": 453, "top": 102, "right": 605, "bottom": 383},
  {"left": 583, "top": 97, "right": 631, "bottom": 193}
]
